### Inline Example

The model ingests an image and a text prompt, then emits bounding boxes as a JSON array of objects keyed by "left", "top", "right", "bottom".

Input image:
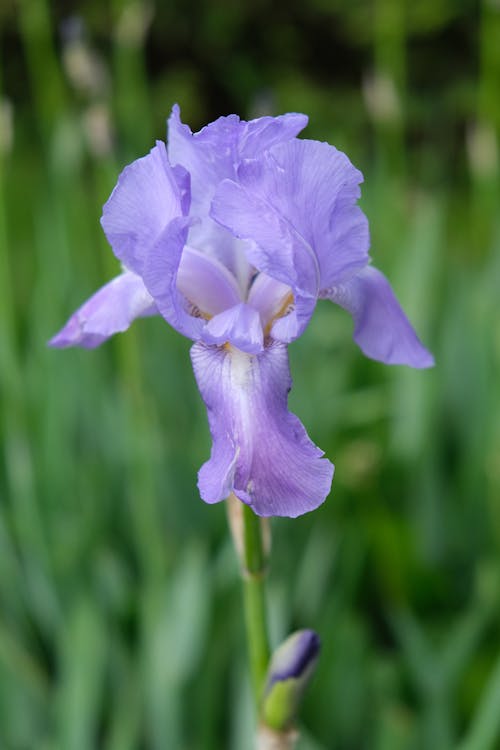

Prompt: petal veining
[
  {"left": 48, "top": 271, "right": 156, "bottom": 349},
  {"left": 191, "top": 341, "right": 334, "bottom": 517}
]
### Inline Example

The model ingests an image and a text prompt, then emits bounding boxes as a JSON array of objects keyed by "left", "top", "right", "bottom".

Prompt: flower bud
[{"left": 261, "top": 629, "right": 320, "bottom": 731}]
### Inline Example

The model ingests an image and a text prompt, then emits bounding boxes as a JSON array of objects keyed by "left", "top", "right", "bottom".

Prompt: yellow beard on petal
[{"left": 264, "top": 291, "right": 294, "bottom": 336}]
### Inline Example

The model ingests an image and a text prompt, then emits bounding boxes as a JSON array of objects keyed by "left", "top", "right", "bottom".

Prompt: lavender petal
[
  {"left": 100, "top": 140, "right": 187, "bottom": 275},
  {"left": 141, "top": 216, "right": 203, "bottom": 340},
  {"left": 211, "top": 139, "right": 369, "bottom": 339},
  {"left": 213, "top": 138, "right": 368, "bottom": 282},
  {"left": 177, "top": 246, "right": 242, "bottom": 317},
  {"left": 202, "top": 303, "right": 264, "bottom": 354},
  {"left": 190, "top": 341, "right": 334, "bottom": 517},
  {"left": 167, "top": 106, "right": 308, "bottom": 288},
  {"left": 48, "top": 271, "right": 156, "bottom": 349},
  {"left": 167, "top": 105, "right": 308, "bottom": 210},
  {"left": 323, "top": 265, "right": 435, "bottom": 367},
  {"left": 248, "top": 272, "right": 317, "bottom": 344}
]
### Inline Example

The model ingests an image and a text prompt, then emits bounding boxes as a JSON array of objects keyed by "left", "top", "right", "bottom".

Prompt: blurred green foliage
[{"left": 0, "top": 0, "right": 499, "bottom": 748}]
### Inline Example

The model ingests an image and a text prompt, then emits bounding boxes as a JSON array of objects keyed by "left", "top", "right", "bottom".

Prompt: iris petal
[
  {"left": 141, "top": 216, "right": 203, "bottom": 340},
  {"left": 247, "top": 272, "right": 293, "bottom": 330},
  {"left": 322, "top": 265, "right": 434, "bottom": 367},
  {"left": 168, "top": 106, "right": 309, "bottom": 292},
  {"left": 177, "top": 246, "right": 242, "bottom": 317},
  {"left": 101, "top": 141, "right": 187, "bottom": 275},
  {"left": 211, "top": 139, "right": 369, "bottom": 340},
  {"left": 191, "top": 341, "right": 334, "bottom": 517},
  {"left": 48, "top": 271, "right": 156, "bottom": 349},
  {"left": 202, "top": 303, "right": 264, "bottom": 353},
  {"left": 167, "top": 105, "right": 308, "bottom": 210},
  {"left": 247, "top": 273, "right": 317, "bottom": 344}
]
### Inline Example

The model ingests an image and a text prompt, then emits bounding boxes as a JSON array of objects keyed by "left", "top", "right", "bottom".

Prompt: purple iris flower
[{"left": 50, "top": 106, "right": 433, "bottom": 518}]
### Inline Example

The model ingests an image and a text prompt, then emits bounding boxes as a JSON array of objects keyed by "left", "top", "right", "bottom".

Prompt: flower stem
[
  {"left": 227, "top": 494, "right": 271, "bottom": 707},
  {"left": 241, "top": 501, "right": 270, "bottom": 706},
  {"left": 257, "top": 725, "right": 298, "bottom": 750},
  {"left": 228, "top": 498, "right": 302, "bottom": 749},
  {"left": 244, "top": 570, "right": 269, "bottom": 702}
]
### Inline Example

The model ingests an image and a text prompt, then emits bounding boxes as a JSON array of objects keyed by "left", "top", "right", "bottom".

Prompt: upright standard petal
[
  {"left": 321, "top": 265, "right": 434, "bottom": 367},
  {"left": 100, "top": 140, "right": 188, "bottom": 275},
  {"left": 211, "top": 139, "right": 369, "bottom": 339},
  {"left": 191, "top": 341, "right": 334, "bottom": 517},
  {"left": 167, "top": 106, "right": 308, "bottom": 290},
  {"left": 48, "top": 271, "right": 156, "bottom": 349},
  {"left": 212, "top": 139, "right": 369, "bottom": 285},
  {"left": 167, "top": 105, "right": 308, "bottom": 207}
]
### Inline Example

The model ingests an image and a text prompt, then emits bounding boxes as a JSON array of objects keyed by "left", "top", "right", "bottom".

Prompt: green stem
[{"left": 241, "top": 502, "right": 270, "bottom": 706}]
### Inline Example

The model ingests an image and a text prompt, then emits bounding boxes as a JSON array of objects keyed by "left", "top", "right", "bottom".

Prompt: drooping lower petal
[
  {"left": 322, "top": 265, "right": 434, "bottom": 367},
  {"left": 48, "top": 271, "right": 156, "bottom": 349},
  {"left": 190, "top": 341, "right": 334, "bottom": 517}
]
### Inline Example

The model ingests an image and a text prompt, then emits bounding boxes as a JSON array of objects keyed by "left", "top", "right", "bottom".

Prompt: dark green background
[{"left": 0, "top": 1, "right": 499, "bottom": 748}]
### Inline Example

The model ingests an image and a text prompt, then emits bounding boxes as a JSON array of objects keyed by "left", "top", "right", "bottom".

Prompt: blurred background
[{"left": 0, "top": 1, "right": 499, "bottom": 748}]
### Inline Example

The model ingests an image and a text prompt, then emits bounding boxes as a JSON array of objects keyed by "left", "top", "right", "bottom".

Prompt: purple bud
[
  {"left": 267, "top": 630, "right": 320, "bottom": 688},
  {"left": 262, "top": 630, "right": 320, "bottom": 731}
]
